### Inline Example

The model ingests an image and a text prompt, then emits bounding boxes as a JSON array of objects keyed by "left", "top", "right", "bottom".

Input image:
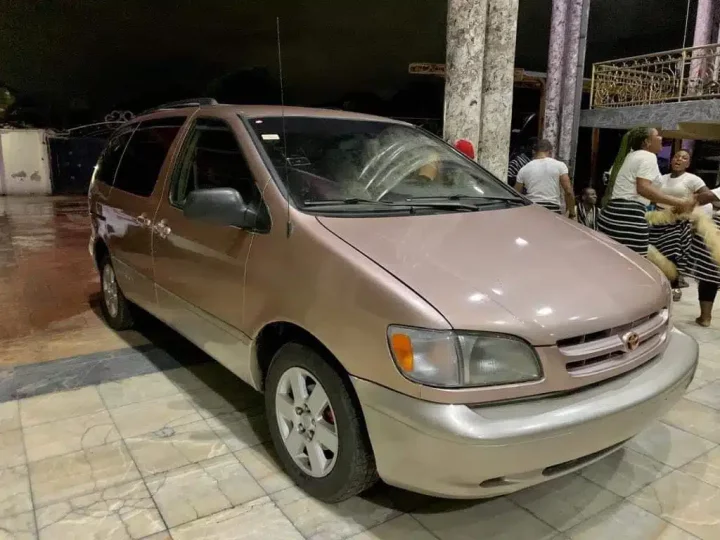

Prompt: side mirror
[{"left": 183, "top": 188, "right": 264, "bottom": 230}]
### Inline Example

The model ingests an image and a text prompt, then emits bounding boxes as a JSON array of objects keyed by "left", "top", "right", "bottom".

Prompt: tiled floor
[{"left": 2, "top": 196, "right": 720, "bottom": 539}]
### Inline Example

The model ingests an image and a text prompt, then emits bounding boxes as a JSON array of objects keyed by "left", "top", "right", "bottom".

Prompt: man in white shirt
[{"left": 515, "top": 139, "right": 575, "bottom": 218}]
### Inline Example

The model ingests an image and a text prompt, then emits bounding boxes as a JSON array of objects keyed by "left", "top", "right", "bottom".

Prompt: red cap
[{"left": 454, "top": 139, "right": 475, "bottom": 159}]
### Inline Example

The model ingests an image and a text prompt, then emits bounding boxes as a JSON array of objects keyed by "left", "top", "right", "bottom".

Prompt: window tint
[
  {"left": 112, "top": 117, "right": 185, "bottom": 197},
  {"left": 94, "top": 130, "right": 133, "bottom": 186},
  {"left": 170, "top": 117, "right": 263, "bottom": 208}
]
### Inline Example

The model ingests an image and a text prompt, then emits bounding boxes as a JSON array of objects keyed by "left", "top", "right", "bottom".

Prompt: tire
[
  {"left": 265, "top": 343, "right": 378, "bottom": 503},
  {"left": 99, "top": 255, "right": 135, "bottom": 331}
]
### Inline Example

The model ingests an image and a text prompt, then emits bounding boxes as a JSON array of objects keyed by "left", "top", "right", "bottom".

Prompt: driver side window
[{"left": 170, "top": 117, "right": 263, "bottom": 209}]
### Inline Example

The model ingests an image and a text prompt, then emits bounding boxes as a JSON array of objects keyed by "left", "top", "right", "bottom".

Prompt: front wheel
[{"left": 265, "top": 343, "right": 378, "bottom": 502}]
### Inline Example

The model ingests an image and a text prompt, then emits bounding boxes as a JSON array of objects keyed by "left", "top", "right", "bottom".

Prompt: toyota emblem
[{"left": 623, "top": 331, "right": 640, "bottom": 352}]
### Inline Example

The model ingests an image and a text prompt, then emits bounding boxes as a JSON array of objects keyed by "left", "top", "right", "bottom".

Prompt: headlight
[{"left": 388, "top": 326, "right": 542, "bottom": 388}]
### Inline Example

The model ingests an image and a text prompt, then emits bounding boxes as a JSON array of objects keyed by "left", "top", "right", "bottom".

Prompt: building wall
[{"left": 0, "top": 130, "right": 52, "bottom": 195}]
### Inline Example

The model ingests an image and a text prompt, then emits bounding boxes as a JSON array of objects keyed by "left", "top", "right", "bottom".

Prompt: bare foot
[{"left": 696, "top": 317, "right": 712, "bottom": 327}]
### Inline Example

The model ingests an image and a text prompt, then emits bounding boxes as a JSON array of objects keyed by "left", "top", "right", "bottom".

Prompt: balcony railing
[{"left": 591, "top": 43, "right": 720, "bottom": 108}]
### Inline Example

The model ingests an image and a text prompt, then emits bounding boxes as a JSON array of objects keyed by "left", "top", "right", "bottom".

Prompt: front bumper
[{"left": 352, "top": 328, "right": 698, "bottom": 498}]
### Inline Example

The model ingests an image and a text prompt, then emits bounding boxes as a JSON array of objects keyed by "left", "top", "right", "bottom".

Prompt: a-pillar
[{"left": 443, "top": 0, "right": 520, "bottom": 180}]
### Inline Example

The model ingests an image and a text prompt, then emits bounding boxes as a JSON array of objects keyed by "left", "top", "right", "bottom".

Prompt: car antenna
[{"left": 276, "top": 16, "right": 292, "bottom": 238}]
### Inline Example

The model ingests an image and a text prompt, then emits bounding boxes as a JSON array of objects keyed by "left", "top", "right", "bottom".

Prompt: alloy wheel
[{"left": 275, "top": 367, "right": 339, "bottom": 478}]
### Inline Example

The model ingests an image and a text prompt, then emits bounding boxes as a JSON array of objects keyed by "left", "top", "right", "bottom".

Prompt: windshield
[{"left": 247, "top": 116, "right": 523, "bottom": 209}]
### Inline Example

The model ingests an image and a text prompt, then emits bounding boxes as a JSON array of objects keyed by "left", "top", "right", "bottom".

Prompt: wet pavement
[{"left": 0, "top": 197, "right": 150, "bottom": 365}]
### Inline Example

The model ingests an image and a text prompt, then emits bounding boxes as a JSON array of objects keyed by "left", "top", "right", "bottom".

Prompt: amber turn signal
[{"left": 390, "top": 333, "right": 414, "bottom": 372}]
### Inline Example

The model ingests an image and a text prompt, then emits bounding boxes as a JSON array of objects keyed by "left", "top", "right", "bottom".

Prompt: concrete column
[
  {"left": 478, "top": 0, "right": 520, "bottom": 179},
  {"left": 443, "top": 0, "right": 487, "bottom": 150},
  {"left": 443, "top": 0, "right": 519, "bottom": 180},
  {"left": 690, "top": 0, "right": 714, "bottom": 84},
  {"left": 558, "top": 0, "right": 583, "bottom": 163},
  {"left": 543, "top": 0, "right": 569, "bottom": 150}
]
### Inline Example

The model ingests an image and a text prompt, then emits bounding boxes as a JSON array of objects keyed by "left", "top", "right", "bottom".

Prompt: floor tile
[
  {"left": 0, "top": 465, "right": 32, "bottom": 518},
  {"left": 36, "top": 480, "right": 164, "bottom": 540},
  {"left": 510, "top": 474, "right": 622, "bottom": 531},
  {"left": 20, "top": 386, "right": 105, "bottom": 427},
  {"left": 98, "top": 371, "right": 181, "bottom": 409},
  {"left": 29, "top": 440, "right": 140, "bottom": 506},
  {"left": 347, "top": 515, "right": 437, "bottom": 540},
  {"left": 580, "top": 447, "right": 673, "bottom": 497},
  {"left": 687, "top": 372, "right": 710, "bottom": 393},
  {"left": 235, "top": 444, "right": 295, "bottom": 494},
  {"left": 206, "top": 410, "right": 269, "bottom": 452},
  {"left": 566, "top": 500, "right": 699, "bottom": 540},
  {"left": 680, "top": 446, "right": 720, "bottom": 488},
  {"left": 161, "top": 367, "right": 211, "bottom": 393},
  {"left": 686, "top": 381, "right": 720, "bottom": 410},
  {"left": 271, "top": 485, "right": 401, "bottom": 540},
  {"left": 23, "top": 410, "right": 120, "bottom": 462},
  {"left": 630, "top": 470, "right": 720, "bottom": 539},
  {"left": 414, "top": 497, "right": 558, "bottom": 540},
  {"left": 169, "top": 496, "right": 304, "bottom": 539},
  {"left": 146, "top": 453, "right": 264, "bottom": 528},
  {"left": 694, "top": 359, "right": 720, "bottom": 384},
  {"left": 0, "top": 401, "right": 19, "bottom": 433},
  {"left": 125, "top": 419, "right": 229, "bottom": 477},
  {"left": 109, "top": 394, "right": 202, "bottom": 439},
  {"left": 182, "top": 387, "right": 263, "bottom": 419},
  {"left": 627, "top": 421, "right": 716, "bottom": 468},
  {"left": 0, "top": 511, "right": 37, "bottom": 540},
  {"left": 0, "top": 429, "right": 26, "bottom": 468},
  {"left": 663, "top": 399, "right": 720, "bottom": 444}
]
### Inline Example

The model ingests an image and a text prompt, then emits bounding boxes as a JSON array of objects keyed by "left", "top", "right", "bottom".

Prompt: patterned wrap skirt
[
  {"left": 598, "top": 199, "right": 649, "bottom": 257},
  {"left": 648, "top": 218, "right": 693, "bottom": 269},
  {"left": 685, "top": 214, "right": 720, "bottom": 286}
]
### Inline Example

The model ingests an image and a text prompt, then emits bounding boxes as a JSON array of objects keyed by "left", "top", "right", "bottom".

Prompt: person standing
[
  {"left": 507, "top": 137, "right": 537, "bottom": 187},
  {"left": 650, "top": 150, "right": 713, "bottom": 299},
  {"left": 576, "top": 187, "right": 598, "bottom": 230},
  {"left": 598, "top": 127, "right": 695, "bottom": 257},
  {"left": 515, "top": 139, "right": 576, "bottom": 217}
]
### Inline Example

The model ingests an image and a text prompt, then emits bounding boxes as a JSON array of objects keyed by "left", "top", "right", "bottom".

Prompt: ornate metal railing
[{"left": 591, "top": 43, "right": 720, "bottom": 108}]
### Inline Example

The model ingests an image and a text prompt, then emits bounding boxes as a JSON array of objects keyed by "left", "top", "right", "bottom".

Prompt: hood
[{"left": 318, "top": 205, "right": 668, "bottom": 345}]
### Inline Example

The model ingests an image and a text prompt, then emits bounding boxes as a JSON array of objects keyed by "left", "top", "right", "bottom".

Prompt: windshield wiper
[
  {"left": 302, "top": 198, "right": 477, "bottom": 212},
  {"left": 408, "top": 195, "right": 526, "bottom": 207},
  {"left": 303, "top": 198, "right": 395, "bottom": 207}
]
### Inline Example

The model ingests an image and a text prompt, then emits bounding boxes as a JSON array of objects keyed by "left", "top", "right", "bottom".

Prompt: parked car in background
[{"left": 89, "top": 100, "right": 698, "bottom": 502}]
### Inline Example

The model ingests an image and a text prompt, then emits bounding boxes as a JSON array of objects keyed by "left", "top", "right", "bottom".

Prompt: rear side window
[
  {"left": 94, "top": 130, "right": 132, "bottom": 186},
  {"left": 112, "top": 117, "right": 185, "bottom": 197}
]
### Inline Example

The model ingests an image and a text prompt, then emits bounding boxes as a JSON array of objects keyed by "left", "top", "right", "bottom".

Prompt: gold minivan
[{"left": 89, "top": 100, "right": 698, "bottom": 503}]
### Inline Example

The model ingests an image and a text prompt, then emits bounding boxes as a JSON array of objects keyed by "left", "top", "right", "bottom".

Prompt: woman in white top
[
  {"left": 649, "top": 150, "right": 713, "bottom": 298},
  {"left": 598, "top": 127, "right": 695, "bottom": 256}
]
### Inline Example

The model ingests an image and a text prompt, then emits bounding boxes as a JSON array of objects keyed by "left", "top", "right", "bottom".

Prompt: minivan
[{"left": 89, "top": 99, "right": 698, "bottom": 503}]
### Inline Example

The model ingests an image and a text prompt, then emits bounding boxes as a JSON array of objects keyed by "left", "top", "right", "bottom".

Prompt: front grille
[{"left": 558, "top": 310, "right": 669, "bottom": 375}]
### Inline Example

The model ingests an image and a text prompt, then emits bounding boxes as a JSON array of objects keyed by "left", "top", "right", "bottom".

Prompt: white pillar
[
  {"left": 558, "top": 0, "right": 583, "bottom": 163},
  {"left": 479, "top": 0, "right": 520, "bottom": 180},
  {"left": 543, "top": 0, "right": 569, "bottom": 151},
  {"left": 443, "top": 0, "right": 487, "bottom": 150},
  {"left": 443, "top": 0, "right": 519, "bottom": 180}
]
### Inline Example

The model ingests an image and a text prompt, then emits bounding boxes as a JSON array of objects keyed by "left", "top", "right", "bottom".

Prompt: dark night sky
[{"left": 0, "top": 0, "right": 694, "bottom": 118}]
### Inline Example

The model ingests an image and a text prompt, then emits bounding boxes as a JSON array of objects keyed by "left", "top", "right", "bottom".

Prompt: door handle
[
  {"left": 154, "top": 219, "right": 172, "bottom": 239},
  {"left": 136, "top": 213, "right": 152, "bottom": 227}
]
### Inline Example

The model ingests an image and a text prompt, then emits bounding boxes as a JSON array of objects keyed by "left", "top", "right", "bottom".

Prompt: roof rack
[{"left": 140, "top": 98, "right": 218, "bottom": 115}]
